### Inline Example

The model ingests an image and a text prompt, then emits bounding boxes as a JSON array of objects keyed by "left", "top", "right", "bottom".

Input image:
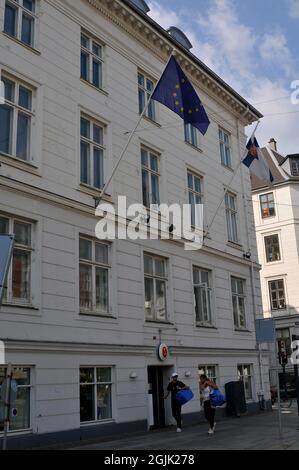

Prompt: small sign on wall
[{"left": 157, "top": 343, "right": 169, "bottom": 361}]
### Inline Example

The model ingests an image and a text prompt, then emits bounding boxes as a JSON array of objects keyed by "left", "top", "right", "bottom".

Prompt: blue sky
[{"left": 147, "top": 0, "right": 299, "bottom": 154}]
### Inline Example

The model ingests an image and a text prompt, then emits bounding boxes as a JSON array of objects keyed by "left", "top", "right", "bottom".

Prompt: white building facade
[
  {"left": 0, "top": 0, "right": 270, "bottom": 447},
  {"left": 252, "top": 141, "right": 299, "bottom": 388}
]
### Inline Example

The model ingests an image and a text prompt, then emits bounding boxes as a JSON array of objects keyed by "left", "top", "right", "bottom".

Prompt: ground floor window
[
  {"left": 198, "top": 365, "right": 218, "bottom": 383},
  {"left": 237, "top": 364, "right": 253, "bottom": 400},
  {"left": 80, "top": 367, "right": 112, "bottom": 423},
  {"left": 0, "top": 367, "right": 31, "bottom": 432}
]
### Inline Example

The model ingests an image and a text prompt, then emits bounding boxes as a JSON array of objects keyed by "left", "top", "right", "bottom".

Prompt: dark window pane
[
  {"left": 80, "top": 384, "right": 95, "bottom": 422},
  {"left": 12, "top": 249, "right": 31, "bottom": 300},
  {"left": 80, "top": 118, "right": 90, "bottom": 138},
  {"left": 9, "top": 387, "right": 30, "bottom": 430},
  {"left": 21, "top": 14, "right": 34, "bottom": 46},
  {"left": 92, "top": 60, "right": 101, "bottom": 88},
  {"left": 93, "top": 125, "right": 103, "bottom": 145},
  {"left": 80, "top": 142, "right": 90, "bottom": 184},
  {"left": 14, "top": 221, "right": 31, "bottom": 245},
  {"left": 96, "top": 384, "right": 112, "bottom": 420},
  {"left": 0, "top": 106, "right": 12, "bottom": 154},
  {"left": 0, "top": 217, "right": 9, "bottom": 234},
  {"left": 93, "top": 148, "right": 103, "bottom": 189},
  {"left": 79, "top": 238, "right": 92, "bottom": 260},
  {"left": 95, "top": 267, "right": 108, "bottom": 312},
  {"left": 81, "top": 34, "right": 89, "bottom": 48},
  {"left": 81, "top": 52, "right": 89, "bottom": 81},
  {"left": 19, "top": 87, "right": 32, "bottom": 110},
  {"left": 80, "top": 368, "right": 94, "bottom": 383},
  {"left": 4, "top": 4, "right": 17, "bottom": 37},
  {"left": 79, "top": 264, "right": 92, "bottom": 310},
  {"left": 2, "top": 78, "right": 15, "bottom": 102},
  {"left": 16, "top": 112, "right": 30, "bottom": 160},
  {"left": 23, "top": 0, "right": 35, "bottom": 12},
  {"left": 142, "top": 169, "right": 149, "bottom": 207}
]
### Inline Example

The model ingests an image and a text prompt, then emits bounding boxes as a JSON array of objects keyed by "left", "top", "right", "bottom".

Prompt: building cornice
[{"left": 85, "top": 0, "right": 261, "bottom": 125}]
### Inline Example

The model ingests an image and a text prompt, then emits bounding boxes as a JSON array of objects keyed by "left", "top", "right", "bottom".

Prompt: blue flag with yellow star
[{"left": 151, "top": 56, "right": 210, "bottom": 135}]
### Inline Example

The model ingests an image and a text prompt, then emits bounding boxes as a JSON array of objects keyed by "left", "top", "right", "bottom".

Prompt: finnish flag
[{"left": 242, "top": 137, "right": 274, "bottom": 184}]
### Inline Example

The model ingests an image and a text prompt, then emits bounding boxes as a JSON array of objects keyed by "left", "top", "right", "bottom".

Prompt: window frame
[
  {"left": 79, "top": 236, "right": 111, "bottom": 316},
  {"left": 268, "top": 278, "right": 286, "bottom": 311},
  {"left": 219, "top": 128, "right": 232, "bottom": 168},
  {"left": 237, "top": 364, "right": 253, "bottom": 401},
  {"left": 260, "top": 192, "right": 275, "bottom": 219},
  {"left": 231, "top": 276, "right": 246, "bottom": 329},
  {"left": 0, "top": 366, "right": 32, "bottom": 433},
  {"left": 198, "top": 365, "right": 218, "bottom": 384},
  {"left": 187, "top": 170, "right": 203, "bottom": 228},
  {"left": 79, "top": 366, "right": 113, "bottom": 424},
  {"left": 143, "top": 253, "right": 168, "bottom": 323},
  {"left": 0, "top": 214, "right": 33, "bottom": 305},
  {"left": 3, "top": 0, "right": 37, "bottom": 48},
  {"left": 193, "top": 266, "right": 213, "bottom": 326},
  {"left": 80, "top": 113, "right": 106, "bottom": 190},
  {"left": 138, "top": 71, "right": 156, "bottom": 122},
  {"left": 264, "top": 233, "right": 281, "bottom": 263},
  {"left": 80, "top": 31, "right": 104, "bottom": 90},
  {"left": 141, "top": 147, "right": 160, "bottom": 208},
  {"left": 225, "top": 192, "right": 238, "bottom": 243},
  {"left": 0, "top": 73, "right": 35, "bottom": 163}
]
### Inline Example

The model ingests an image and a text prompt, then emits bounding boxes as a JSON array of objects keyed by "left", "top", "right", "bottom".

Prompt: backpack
[
  {"left": 209, "top": 389, "right": 225, "bottom": 407},
  {"left": 176, "top": 389, "right": 194, "bottom": 405}
]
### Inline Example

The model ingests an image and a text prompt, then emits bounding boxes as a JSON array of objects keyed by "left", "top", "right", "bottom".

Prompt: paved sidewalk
[{"left": 71, "top": 406, "right": 299, "bottom": 450}]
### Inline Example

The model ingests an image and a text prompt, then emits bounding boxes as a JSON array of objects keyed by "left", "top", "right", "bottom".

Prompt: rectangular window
[
  {"left": 80, "top": 115, "right": 105, "bottom": 190},
  {"left": 80, "top": 32, "right": 103, "bottom": 89},
  {"left": 0, "top": 74, "right": 34, "bottom": 162},
  {"left": 219, "top": 128, "right": 232, "bottom": 168},
  {"left": 138, "top": 72, "right": 155, "bottom": 121},
  {"left": 291, "top": 157, "right": 299, "bottom": 176},
  {"left": 198, "top": 365, "right": 218, "bottom": 383},
  {"left": 79, "top": 237, "right": 110, "bottom": 315},
  {"left": 260, "top": 192, "right": 275, "bottom": 218},
  {"left": 277, "top": 328, "right": 292, "bottom": 357},
  {"left": 185, "top": 124, "right": 200, "bottom": 148},
  {"left": 0, "top": 367, "right": 31, "bottom": 431},
  {"left": 0, "top": 215, "right": 33, "bottom": 304},
  {"left": 187, "top": 171, "right": 203, "bottom": 227},
  {"left": 4, "top": 0, "right": 36, "bottom": 47},
  {"left": 269, "top": 279, "right": 286, "bottom": 311},
  {"left": 80, "top": 367, "right": 112, "bottom": 422},
  {"left": 144, "top": 254, "right": 167, "bottom": 322},
  {"left": 141, "top": 148, "right": 160, "bottom": 207},
  {"left": 264, "top": 234, "right": 281, "bottom": 262},
  {"left": 193, "top": 267, "right": 212, "bottom": 325},
  {"left": 231, "top": 277, "right": 246, "bottom": 329},
  {"left": 238, "top": 364, "right": 253, "bottom": 400},
  {"left": 225, "top": 192, "right": 238, "bottom": 243}
]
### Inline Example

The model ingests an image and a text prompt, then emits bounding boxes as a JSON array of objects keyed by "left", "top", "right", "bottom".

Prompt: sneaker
[
  {"left": 208, "top": 428, "right": 214, "bottom": 435},
  {"left": 177, "top": 428, "right": 182, "bottom": 433}
]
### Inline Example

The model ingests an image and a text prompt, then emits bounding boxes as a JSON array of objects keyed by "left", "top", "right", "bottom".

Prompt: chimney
[{"left": 268, "top": 138, "right": 277, "bottom": 152}]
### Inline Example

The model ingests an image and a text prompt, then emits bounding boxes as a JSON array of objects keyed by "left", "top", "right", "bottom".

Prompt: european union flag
[{"left": 151, "top": 56, "right": 210, "bottom": 135}]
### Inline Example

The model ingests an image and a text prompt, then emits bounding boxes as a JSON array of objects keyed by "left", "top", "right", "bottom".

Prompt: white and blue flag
[{"left": 242, "top": 137, "right": 274, "bottom": 184}]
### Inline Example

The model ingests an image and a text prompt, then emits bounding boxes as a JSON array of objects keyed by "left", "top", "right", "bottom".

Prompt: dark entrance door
[{"left": 148, "top": 366, "right": 165, "bottom": 428}]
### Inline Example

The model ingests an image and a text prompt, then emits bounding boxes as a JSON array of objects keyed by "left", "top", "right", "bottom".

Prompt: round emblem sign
[{"left": 158, "top": 343, "right": 169, "bottom": 361}]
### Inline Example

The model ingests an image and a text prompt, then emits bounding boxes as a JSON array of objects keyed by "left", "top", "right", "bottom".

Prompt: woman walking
[{"left": 200, "top": 374, "right": 218, "bottom": 435}]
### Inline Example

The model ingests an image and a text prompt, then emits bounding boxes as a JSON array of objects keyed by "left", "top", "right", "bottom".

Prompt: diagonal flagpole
[
  {"left": 203, "top": 120, "right": 261, "bottom": 240},
  {"left": 97, "top": 51, "right": 175, "bottom": 205}
]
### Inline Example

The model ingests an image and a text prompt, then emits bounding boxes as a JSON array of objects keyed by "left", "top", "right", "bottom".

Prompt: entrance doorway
[{"left": 148, "top": 366, "right": 171, "bottom": 429}]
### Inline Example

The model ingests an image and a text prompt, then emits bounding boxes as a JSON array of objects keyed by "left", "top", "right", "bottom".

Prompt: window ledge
[
  {"left": 0, "top": 153, "right": 40, "bottom": 175},
  {"left": 142, "top": 115, "right": 161, "bottom": 128},
  {"left": 196, "top": 323, "right": 217, "bottom": 329},
  {"left": 80, "top": 78, "right": 109, "bottom": 96},
  {"left": 227, "top": 241, "right": 243, "bottom": 251},
  {"left": 2, "top": 32, "right": 41, "bottom": 55},
  {"left": 145, "top": 320, "right": 174, "bottom": 326},
  {"left": 234, "top": 328, "right": 252, "bottom": 334},
  {"left": 0, "top": 302, "right": 39, "bottom": 311},
  {"left": 79, "top": 312, "right": 117, "bottom": 320},
  {"left": 221, "top": 163, "right": 234, "bottom": 172},
  {"left": 185, "top": 141, "right": 203, "bottom": 153},
  {"left": 77, "top": 185, "right": 112, "bottom": 203}
]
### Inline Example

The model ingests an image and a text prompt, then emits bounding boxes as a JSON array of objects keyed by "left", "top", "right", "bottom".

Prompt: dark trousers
[
  {"left": 171, "top": 401, "right": 182, "bottom": 428},
  {"left": 204, "top": 400, "right": 215, "bottom": 428}
]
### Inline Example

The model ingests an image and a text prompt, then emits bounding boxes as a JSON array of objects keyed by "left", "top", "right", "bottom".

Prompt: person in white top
[{"left": 200, "top": 374, "right": 219, "bottom": 435}]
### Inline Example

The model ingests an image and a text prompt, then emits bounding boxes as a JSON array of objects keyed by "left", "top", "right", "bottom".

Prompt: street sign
[
  {"left": 0, "top": 235, "right": 14, "bottom": 304},
  {"left": 255, "top": 318, "right": 275, "bottom": 343}
]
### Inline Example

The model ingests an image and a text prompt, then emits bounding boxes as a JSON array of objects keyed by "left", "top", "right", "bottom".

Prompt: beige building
[{"left": 0, "top": 0, "right": 270, "bottom": 448}]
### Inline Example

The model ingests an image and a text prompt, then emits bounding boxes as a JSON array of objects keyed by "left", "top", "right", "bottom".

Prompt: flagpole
[
  {"left": 204, "top": 120, "right": 260, "bottom": 240},
  {"left": 97, "top": 51, "right": 175, "bottom": 204}
]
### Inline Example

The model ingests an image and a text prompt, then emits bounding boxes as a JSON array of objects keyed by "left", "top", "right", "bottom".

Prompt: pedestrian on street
[
  {"left": 200, "top": 374, "right": 218, "bottom": 435},
  {"left": 164, "top": 372, "right": 188, "bottom": 433}
]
